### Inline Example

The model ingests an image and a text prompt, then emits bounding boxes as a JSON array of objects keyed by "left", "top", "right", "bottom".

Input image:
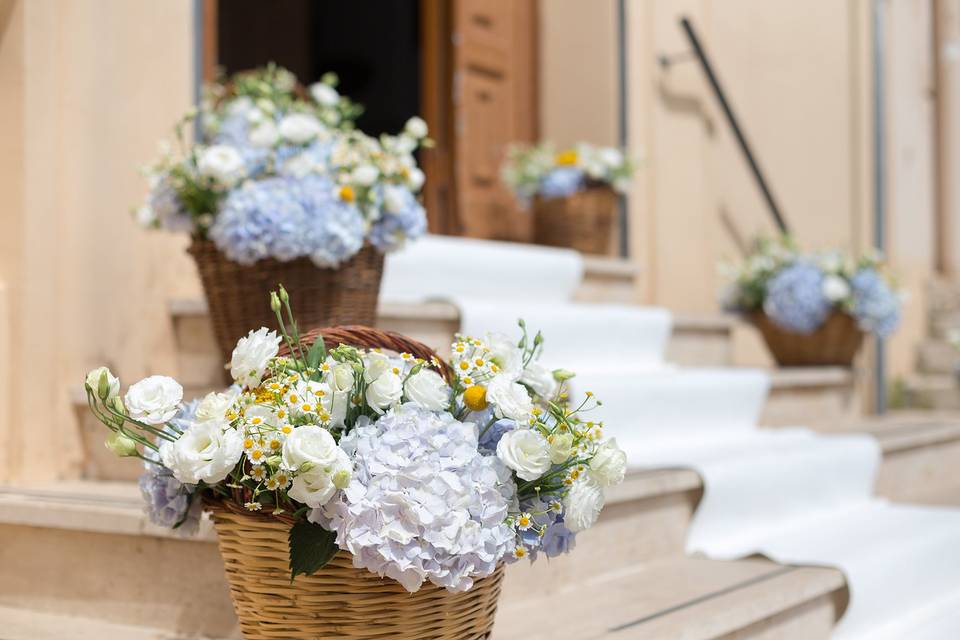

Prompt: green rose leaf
[{"left": 288, "top": 520, "right": 338, "bottom": 581}]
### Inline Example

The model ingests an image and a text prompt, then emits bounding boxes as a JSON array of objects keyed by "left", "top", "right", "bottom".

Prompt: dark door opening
[{"left": 217, "top": 0, "right": 420, "bottom": 137}]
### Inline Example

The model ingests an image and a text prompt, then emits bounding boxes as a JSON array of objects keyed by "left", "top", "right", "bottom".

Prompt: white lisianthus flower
[
  {"left": 194, "top": 386, "right": 242, "bottom": 424},
  {"left": 519, "top": 361, "right": 558, "bottom": 399},
  {"left": 486, "top": 376, "right": 534, "bottom": 423},
  {"left": 230, "top": 328, "right": 281, "bottom": 388},
  {"left": 547, "top": 432, "right": 575, "bottom": 465},
  {"left": 125, "top": 375, "right": 183, "bottom": 425},
  {"left": 382, "top": 185, "right": 408, "bottom": 214},
  {"left": 589, "top": 439, "right": 627, "bottom": 487},
  {"left": 86, "top": 366, "right": 120, "bottom": 401},
  {"left": 403, "top": 116, "right": 428, "bottom": 139},
  {"left": 281, "top": 424, "right": 348, "bottom": 471},
  {"left": 485, "top": 333, "right": 524, "bottom": 378},
  {"left": 404, "top": 369, "right": 450, "bottom": 411},
  {"left": 599, "top": 147, "right": 623, "bottom": 168},
  {"left": 278, "top": 113, "right": 323, "bottom": 144},
  {"left": 366, "top": 372, "right": 404, "bottom": 414},
  {"left": 160, "top": 421, "right": 243, "bottom": 484},
  {"left": 310, "top": 82, "right": 340, "bottom": 107},
  {"left": 362, "top": 351, "right": 390, "bottom": 383},
  {"left": 564, "top": 476, "right": 605, "bottom": 532},
  {"left": 330, "top": 362, "right": 355, "bottom": 394},
  {"left": 248, "top": 120, "right": 280, "bottom": 148},
  {"left": 822, "top": 274, "right": 851, "bottom": 303},
  {"left": 496, "top": 428, "right": 551, "bottom": 481},
  {"left": 135, "top": 205, "right": 157, "bottom": 228},
  {"left": 197, "top": 145, "right": 245, "bottom": 187},
  {"left": 351, "top": 164, "right": 379, "bottom": 187},
  {"left": 406, "top": 167, "right": 425, "bottom": 191}
]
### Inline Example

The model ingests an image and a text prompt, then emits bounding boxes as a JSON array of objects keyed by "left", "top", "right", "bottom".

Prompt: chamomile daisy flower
[
  {"left": 244, "top": 501, "right": 263, "bottom": 512},
  {"left": 516, "top": 513, "right": 534, "bottom": 531},
  {"left": 249, "top": 466, "right": 267, "bottom": 482}
]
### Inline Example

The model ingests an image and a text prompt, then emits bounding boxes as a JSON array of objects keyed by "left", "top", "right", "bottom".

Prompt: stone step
[
  {"left": 899, "top": 374, "right": 960, "bottom": 411},
  {"left": 761, "top": 367, "right": 858, "bottom": 427},
  {"left": 0, "top": 467, "right": 702, "bottom": 636},
  {"left": 168, "top": 298, "right": 735, "bottom": 390},
  {"left": 492, "top": 556, "right": 845, "bottom": 640},
  {"left": 916, "top": 339, "right": 960, "bottom": 375}
]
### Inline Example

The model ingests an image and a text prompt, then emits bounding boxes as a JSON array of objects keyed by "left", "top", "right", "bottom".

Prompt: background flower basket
[
  {"left": 206, "top": 497, "right": 505, "bottom": 640},
  {"left": 188, "top": 239, "right": 384, "bottom": 363},
  {"left": 751, "top": 310, "right": 864, "bottom": 366},
  {"left": 533, "top": 185, "right": 618, "bottom": 255}
]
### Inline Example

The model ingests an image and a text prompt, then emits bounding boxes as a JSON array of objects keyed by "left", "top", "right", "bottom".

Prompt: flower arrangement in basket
[
  {"left": 136, "top": 64, "right": 431, "bottom": 361},
  {"left": 501, "top": 142, "right": 634, "bottom": 254},
  {"left": 721, "top": 236, "right": 902, "bottom": 366},
  {"left": 85, "top": 287, "right": 626, "bottom": 638}
]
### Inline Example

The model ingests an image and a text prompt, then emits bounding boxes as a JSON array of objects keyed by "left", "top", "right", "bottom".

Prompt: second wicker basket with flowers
[
  {"left": 84, "top": 288, "right": 627, "bottom": 639},
  {"left": 136, "top": 65, "right": 431, "bottom": 361},
  {"left": 722, "top": 236, "right": 902, "bottom": 366}
]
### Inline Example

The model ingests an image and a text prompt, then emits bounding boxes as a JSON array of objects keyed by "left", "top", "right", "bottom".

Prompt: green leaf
[
  {"left": 306, "top": 335, "right": 327, "bottom": 369},
  {"left": 288, "top": 520, "right": 338, "bottom": 580}
]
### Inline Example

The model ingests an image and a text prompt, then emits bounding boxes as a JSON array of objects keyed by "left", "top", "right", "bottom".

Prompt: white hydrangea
[{"left": 311, "top": 404, "right": 516, "bottom": 593}]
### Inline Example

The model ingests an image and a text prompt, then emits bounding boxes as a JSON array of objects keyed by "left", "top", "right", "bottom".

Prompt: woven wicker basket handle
[{"left": 280, "top": 325, "right": 452, "bottom": 381}]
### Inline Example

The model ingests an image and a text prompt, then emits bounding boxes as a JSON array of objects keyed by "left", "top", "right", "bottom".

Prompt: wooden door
[{"left": 422, "top": 0, "right": 538, "bottom": 241}]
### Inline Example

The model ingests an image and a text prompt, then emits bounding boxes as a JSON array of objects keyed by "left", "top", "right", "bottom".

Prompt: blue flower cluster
[
  {"left": 539, "top": 166, "right": 585, "bottom": 199},
  {"left": 139, "top": 401, "right": 200, "bottom": 534},
  {"left": 209, "top": 174, "right": 365, "bottom": 267},
  {"left": 368, "top": 185, "right": 428, "bottom": 251},
  {"left": 850, "top": 268, "right": 900, "bottom": 337},
  {"left": 763, "top": 261, "right": 831, "bottom": 334}
]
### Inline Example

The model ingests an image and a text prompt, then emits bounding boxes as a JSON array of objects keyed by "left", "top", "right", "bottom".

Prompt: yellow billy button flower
[
  {"left": 338, "top": 185, "right": 356, "bottom": 202},
  {"left": 556, "top": 149, "right": 578, "bottom": 166},
  {"left": 463, "top": 385, "right": 488, "bottom": 411}
]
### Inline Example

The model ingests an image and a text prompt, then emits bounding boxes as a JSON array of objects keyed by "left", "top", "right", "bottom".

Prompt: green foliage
[{"left": 288, "top": 520, "right": 339, "bottom": 580}]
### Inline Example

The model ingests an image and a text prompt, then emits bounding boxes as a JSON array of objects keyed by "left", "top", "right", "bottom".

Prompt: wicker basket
[
  {"left": 533, "top": 185, "right": 618, "bottom": 255},
  {"left": 205, "top": 326, "right": 497, "bottom": 638},
  {"left": 188, "top": 239, "right": 384, "bottom": 364},
  {"left": 752, "top": 311, "right": 864, "bottom": 366}
]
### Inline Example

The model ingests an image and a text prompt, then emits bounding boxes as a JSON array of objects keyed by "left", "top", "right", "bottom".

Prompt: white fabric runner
[{"left": 382, "top": 237, "right": 960, "bottom": 638}]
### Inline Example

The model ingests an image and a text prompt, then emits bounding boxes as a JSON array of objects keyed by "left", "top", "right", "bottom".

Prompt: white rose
[
  {"left": 403, "top": 116, "right": 428, "bottom": 139},
  {"left": 351, "top": 164, "right": 379, "bottom": 187},
  {"left": 547, "top": 432, "right": 574, "bottom": 464},
  {"left": 406, "top": 167, "right": 425, "bottom": 191},
  {"left": 589, "top": 439, "right": 627, "bottom": 487},
  {"left": 230, "top": 327, "right": 281, "bottom": 388},
  {"left": 194, "top": 386, "right": 242, "bottom": 424},
  {"left": 404, "top": 369, "right": 450, "bottom": 411},
  {"left": 248, "top": 120, "right": 279, "bottom": 147},
  {"left": 563, "top": 476, "right": 605, "bottom": 532},
  {"left": 160, "top": 421, "right": 243, "bottom": 484},
  {"left": 310, "top": 82, "right": 340, "bottom": 107},
  {"left": 281, "top": 424, "right": 345, "bottom": 471},
  {"left": 366, "top": 372, "right": 404, "bottom": 414},
  {"left": 197, "top": 145, "right": 245, "bottom": 187},
  {"left": 288, "top": 467, "right": 341, "bottom": 508},
  {"left": 278, "top": 113, "right": 323, "bottom": 144},
  {"left": 822, "top": 274, "right": 851, "bottom": 302},
  {"left": 487, "top": 376, "right": 534, "bottom": 423},
  {"left": 382, "top": 185, "right": 408, "bottom": 214},
  {"left": 86, "top": 366, "right": 120, "bottom": 401},
  {"left": 125, "top": 375, "right": 183, "bottom": 425},
  {"left": 519, "top": 361, "right": 558, "bottom": 399},
  {"left": 496, "top": 429, "right": 552, "bottom": 481}
]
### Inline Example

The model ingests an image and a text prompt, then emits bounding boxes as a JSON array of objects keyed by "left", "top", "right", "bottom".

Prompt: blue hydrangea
[
  {"left": 369, "top": 185, "right": 427, "bottom": 251},
  {"left": 148, "top": 175, "right": 193, "bottom": 233},
  {"left": 212, "top": 113, "right": 271, "bottom": 176},
  {"left": 763, "top": 261, "right": 831, "bottom": 333},
  {"left": 139, "top": 400, "right": 200, "bottom": 534},
  {"left": 506, "top": 495, "right": 577, "bottom": 563},
  {"left": 478, "top": 419, "right": 516, "bottom": 454},
  {"left": 209, "top": 174, "right": 365, "bottom": 267},
  {"left": 850, "top": 268, "right": 900, "bottom": 337},
  {"left": 539, "top": 166, "right": 584, "bottom": 199}
]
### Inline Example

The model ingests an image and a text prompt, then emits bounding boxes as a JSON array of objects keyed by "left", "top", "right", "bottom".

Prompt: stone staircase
[
  {"left": 903, "top": 279, "right": 960, "bottom": 409},
  {"left": 6, "top": 254, "right": 960, "bottom": 638}
]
